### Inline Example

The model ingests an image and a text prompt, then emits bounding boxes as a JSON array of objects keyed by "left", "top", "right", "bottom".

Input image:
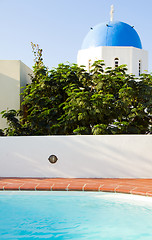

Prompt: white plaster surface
[
  {"left": 77, "top": 46, "right": 148, "bottom": 75},
  {"left": 0, "top": 60, "right": 32, "bottom": 129},
  {"left": 0, "top": 135, "right": 152, "bottom": 178}
]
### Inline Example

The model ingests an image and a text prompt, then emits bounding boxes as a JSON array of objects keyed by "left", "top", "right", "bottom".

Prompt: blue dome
[{"left": 81, "top": 21, "right": 142, "bottom": 49}]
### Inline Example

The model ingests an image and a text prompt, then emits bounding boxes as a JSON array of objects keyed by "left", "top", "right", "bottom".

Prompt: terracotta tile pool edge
[{"left": 0, "top": 178, "right": 152, "bottom": 197}]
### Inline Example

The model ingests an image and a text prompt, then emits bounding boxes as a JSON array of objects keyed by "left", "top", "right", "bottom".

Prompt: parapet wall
[{"left": 0, "top": 135, "right": 152, "bottom": 178}]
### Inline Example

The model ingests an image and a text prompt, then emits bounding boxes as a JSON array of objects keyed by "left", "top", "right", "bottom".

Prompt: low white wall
[{"left": 0, "top": 135, "right": 152, "bottom": 178}]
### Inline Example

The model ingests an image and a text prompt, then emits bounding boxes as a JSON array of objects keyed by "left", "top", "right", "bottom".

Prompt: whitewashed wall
[
  {"left": 0, "top": 60, "right": 32, "bottom": 129},
  {"left": 0, "top": 135, "right": 152, "bottom": 178},
  {"left": 77, "top": 46, "right": 148, "bottom": 75}
]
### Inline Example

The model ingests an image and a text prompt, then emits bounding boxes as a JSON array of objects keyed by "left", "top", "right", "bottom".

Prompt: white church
[
  {"left": 77, "top": 6, "right": 148, "bottom": 76},
  {"left": 0, "top": 6, "right": 149, "bottom": 129}
]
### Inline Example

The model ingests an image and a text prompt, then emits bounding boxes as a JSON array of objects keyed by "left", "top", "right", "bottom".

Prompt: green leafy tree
[
  {"left": 1, "top": 44, "right": 152, "bottom": 135},
  {"left": 1, "top": 44, "right": 91, "bottom": 135},
  {"left": 61, "top": 61, "right": 152, "bottom": 134},
  {"left": 0, "top": 129, "right": 4, "bottom": 136}
]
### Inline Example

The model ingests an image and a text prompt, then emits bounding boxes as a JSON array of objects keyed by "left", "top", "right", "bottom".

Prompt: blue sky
[{"left": 0, "top": 0, "right": 152, "bottom": 71}]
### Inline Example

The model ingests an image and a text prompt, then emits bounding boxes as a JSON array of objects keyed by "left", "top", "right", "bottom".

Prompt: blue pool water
[{"left": 0, "top": 191, "right": 152, "bottom": 239}]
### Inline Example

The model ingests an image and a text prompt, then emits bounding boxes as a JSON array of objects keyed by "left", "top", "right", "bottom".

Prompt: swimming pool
[{"left": 0, "top": 191, "right": 152, "bottom": 239}]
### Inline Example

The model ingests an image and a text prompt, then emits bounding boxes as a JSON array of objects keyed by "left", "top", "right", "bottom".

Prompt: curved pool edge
[{"left": 0, "top": 178, "right": 152, "bottom": 197}]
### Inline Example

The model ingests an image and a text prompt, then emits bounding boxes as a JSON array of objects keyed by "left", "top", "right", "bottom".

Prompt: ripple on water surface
[{"left": 0, "top": 191, "right": 152, "bottom": 239}]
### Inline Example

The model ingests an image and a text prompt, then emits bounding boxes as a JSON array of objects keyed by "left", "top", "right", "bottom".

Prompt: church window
[
  {"left": 114, "top": 58, "right": 119, "bottom": 67},
  {"left": 139, "top": 60, "right": 141, "bottom": 76}
]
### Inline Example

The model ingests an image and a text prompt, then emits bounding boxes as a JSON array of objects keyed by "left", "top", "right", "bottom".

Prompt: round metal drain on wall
[{"left": 48, "top": 155, "right": 58, "bottom": 164}]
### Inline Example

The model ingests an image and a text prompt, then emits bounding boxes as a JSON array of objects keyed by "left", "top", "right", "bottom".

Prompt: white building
[
  {"left": 0, "top": 60, "right": 32, "bottom": 129},
  {"left": 77, "top": 7, "right": 148, "bottom": 75}
]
